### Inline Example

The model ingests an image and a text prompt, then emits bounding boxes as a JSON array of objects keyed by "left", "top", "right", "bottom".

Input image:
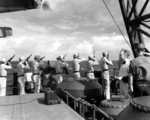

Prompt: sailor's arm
[
  {"left": 59, "top": 61, "right": 69, "bottom": 67},
  {"left": 24, "top": 61, "right": 30, "bottom": 69},
  {"left": 4, "top": 62, "right": 12, "bottom": 69},
  {"left": 104, "top": 57, "right": 113, "bottom": 65},
  {"left": 91, "top": 59, "right": 99, "bottom": 66}
]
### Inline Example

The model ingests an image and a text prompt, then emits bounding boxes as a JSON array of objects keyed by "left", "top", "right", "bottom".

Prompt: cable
[{"left": 102, "top": 0, "right": 132, "bottom": 49}]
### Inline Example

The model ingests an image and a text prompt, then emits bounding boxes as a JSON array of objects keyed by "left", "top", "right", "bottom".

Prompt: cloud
[
  {"left": 93, "top": 35, "right": 130, "bottom": 50},
  {"left": 92, "top": 35, "right": 133, "bottom": 59},
  {"left": 1, "top": 0, "right": 145, "bottom": 61},
  {"left": 72, "top": 40, "right": 93, "bottom": 53}
]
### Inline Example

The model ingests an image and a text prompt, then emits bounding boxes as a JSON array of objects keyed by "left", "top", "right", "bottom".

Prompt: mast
[{"left": 119, "top": 0, "right": 150, "bottom": 57}]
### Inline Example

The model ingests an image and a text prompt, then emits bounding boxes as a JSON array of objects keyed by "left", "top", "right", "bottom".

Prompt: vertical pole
[
  {"left": 119, "top": 0, "right": 136, "bottom": 57},
  {"left": 74, "top": 100, "right": 76, "bottom": 111},
  {"left": 66, "top": 92, "right": 69, "bottom": 105},
  {"left": 93, "top": 107, "right": 96, "bottom": 120}
]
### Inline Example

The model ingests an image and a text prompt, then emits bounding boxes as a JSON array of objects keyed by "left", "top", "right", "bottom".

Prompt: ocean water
[{"left": 6, "top": 60, "right": 119, "bottom": 95}]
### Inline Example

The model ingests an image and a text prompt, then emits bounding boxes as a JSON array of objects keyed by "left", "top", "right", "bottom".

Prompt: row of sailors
[
  {"left": 55, "top": 52, "right": 113, "bottom": 100},
  {"left": 1, "top": 43, "right": 148, "bottom": 100},
  {"left": 0, "top": 52, "right": 113, "bottom": 97},
  {"left": 0, "top": 55, "right": 43, "bottom": 96}
]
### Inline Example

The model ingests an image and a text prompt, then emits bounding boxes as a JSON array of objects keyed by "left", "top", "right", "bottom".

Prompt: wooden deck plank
[{"left": 0, "top": 93, "right": 85, "bottom": 120}]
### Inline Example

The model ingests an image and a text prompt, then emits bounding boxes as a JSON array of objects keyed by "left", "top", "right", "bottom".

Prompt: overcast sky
[{"left": 0, "top": 0, "right": 140, "bottom": 60}]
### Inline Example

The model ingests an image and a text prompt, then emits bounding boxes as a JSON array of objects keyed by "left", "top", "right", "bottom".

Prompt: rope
[{"left": 102, "top": 0, "right": 131, "bottom": 49}]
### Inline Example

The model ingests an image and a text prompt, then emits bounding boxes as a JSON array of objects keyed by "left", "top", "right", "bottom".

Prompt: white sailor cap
[
  {"left": 1, "top": 58, "right": 6, "bottom": 63},
  {"left": 34, "top": 55, "right": 40, "bottom": 61},
  {"left": 19, "top": 56, "right": 25, "bottom": 61}
]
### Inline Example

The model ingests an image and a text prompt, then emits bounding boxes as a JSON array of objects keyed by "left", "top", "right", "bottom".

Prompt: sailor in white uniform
[
  {"left": 100, "top": 52, "right": 113, "bottom": 100},
  {"left": 86, "top": 55, "right": 99, "bottom": 80},
  {"left": 72, "top": 53, "right": 86, "bottom": 79},
  {"left": 17, "top": 56, "right": 30, "bottom": 95},
  {"left": 54, "top": 55, "right": 69, "bottom": 84},
  {"left": 31, "top": 55, "right": 43, "bottom": 93},
  {"left": 0, "top": 58, "right": 12, "bottom": 96}
]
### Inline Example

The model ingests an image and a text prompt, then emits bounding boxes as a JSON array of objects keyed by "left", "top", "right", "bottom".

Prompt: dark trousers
[{"left": 133, "top": 81, "right": 150, "bottom": 97}]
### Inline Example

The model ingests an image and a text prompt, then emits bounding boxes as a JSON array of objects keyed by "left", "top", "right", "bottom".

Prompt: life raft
[
  {"left": 116, "top": 96, "right": 150, "bottom": 120},
  {"left": 99, "top": 96, "right": 129, "bottom": 118},
  {"left": 55, "top": 77, "right": 102, "bottom": 99}
]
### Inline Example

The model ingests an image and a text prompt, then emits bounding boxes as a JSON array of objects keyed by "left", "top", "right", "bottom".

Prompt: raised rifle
[
  {"left": 24, "top": 54, "right": 32, "bottom": 65},
  {"left": 40, "top": 56, "right": 45, "bottom": 60},
  {"left": 63, "top": 54, "right": 66, "bottom": 60},
  {"left": 93, "top": 50, "right": 95, "bottom": 58},
  {"left": 62, "top": 54, "right": 69, "bottom": 74},
  {"left": 25, "top": 54, "right": 32, "bottom": 61},
  {"left": 7, "top": 54, "right": 15, "bottom": 63}
]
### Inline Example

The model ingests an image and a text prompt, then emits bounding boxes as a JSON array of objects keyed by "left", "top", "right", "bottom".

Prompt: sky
[{"left": 0, "top": 0, "right": 144, "bottom": 61}]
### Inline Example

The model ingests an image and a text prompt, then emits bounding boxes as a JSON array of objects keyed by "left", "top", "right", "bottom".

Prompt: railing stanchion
[{"left": 60, "top": 88, "right": 113, "bottom": 120}]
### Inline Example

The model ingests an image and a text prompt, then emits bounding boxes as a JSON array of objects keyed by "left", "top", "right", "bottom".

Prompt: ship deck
[{"left": 0, "top": 93, "right": 85, "bottom": 120}]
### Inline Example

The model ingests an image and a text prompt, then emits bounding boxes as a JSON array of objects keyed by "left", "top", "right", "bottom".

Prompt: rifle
[
  {"left": 63, "top": 54, "right": 66, "bottom": 60},
  {"left": 93, "top": 50, "right": 95, "bottom": 58},
  {"left": 40, "top": 56, "right": 45, "bottom": 60},
  {"left": 62, "top": 54, "right": 69, "bottom": 74},
  {"left": 7, "top": 54, "right": 15, "bottom": 62},
  {"left": 25, "top": 54, "right": 32, "bottom": 61}
]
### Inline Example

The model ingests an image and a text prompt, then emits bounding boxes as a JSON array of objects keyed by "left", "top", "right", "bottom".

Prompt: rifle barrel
[
  {"left": 8, "top": 54, "right": 15, "bottom": 62},
  {"left": 40, "top": 56, "right": 45, "bottom": 60},
  {"left": 63, "top": 54, "right": 66, "bottom": 60},
  {"left": 26, "top": 54, "right": 32, "bottom": 61}
]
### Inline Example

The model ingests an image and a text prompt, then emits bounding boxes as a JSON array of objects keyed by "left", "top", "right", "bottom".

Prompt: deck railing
[{"left": 61, "top": 89, "right": 114, "bottom": 120}]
